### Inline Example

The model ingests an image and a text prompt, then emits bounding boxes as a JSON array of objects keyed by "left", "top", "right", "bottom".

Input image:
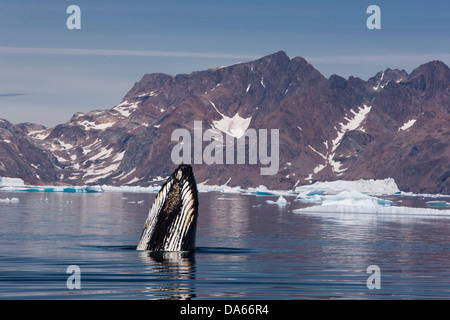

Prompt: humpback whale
[{"left": 137, "top": 165, "right": 199, "bottom": 251}]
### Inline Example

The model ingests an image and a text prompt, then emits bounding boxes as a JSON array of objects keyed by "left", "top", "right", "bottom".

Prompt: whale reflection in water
[{"left": 139, "top": 251, "right": 196, "bottom": 300}]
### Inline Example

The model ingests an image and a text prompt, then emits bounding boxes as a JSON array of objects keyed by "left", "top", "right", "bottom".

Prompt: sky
[{"left": 1, "top": 0, "right": 449, "bottom": 127}]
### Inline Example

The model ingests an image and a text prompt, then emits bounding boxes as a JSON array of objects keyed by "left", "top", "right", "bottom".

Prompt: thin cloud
[
  {"left": 0, "top": 46, "right": 260, "bottom": 60},
  {"left": 306, "top": 53, "right": 450, "bottom": 66},
  {"left": 0, "top": 93, "right": 31, "bottom": 98}
]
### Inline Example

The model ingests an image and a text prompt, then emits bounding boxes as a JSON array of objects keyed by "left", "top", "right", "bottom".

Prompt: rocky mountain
[
  {"left": 0, "top": 119, "right": 62, "bottom": 185},
  {"left": 1, "top": 51, "right": 449, "bottom": 193}
]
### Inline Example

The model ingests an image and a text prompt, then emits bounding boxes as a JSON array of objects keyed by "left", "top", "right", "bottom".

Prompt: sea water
[{"left": 1, "top": 191, "right": 450, "bottom": 299}]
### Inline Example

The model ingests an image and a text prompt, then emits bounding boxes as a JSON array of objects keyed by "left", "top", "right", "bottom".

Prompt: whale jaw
[{"left": 137, "top": 165, "right": 199, "bottom": 252}]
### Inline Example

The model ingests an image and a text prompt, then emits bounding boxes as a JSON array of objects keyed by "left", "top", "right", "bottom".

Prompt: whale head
[{"left": 137, "top": 165, "right": 199, "bottom": 251}]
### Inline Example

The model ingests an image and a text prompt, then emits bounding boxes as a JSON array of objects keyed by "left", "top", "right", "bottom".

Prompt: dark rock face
[
  {"left": 1, "top": 51, "right": 449, "bottom": 193},
  {"left": 0, "top": 119, "right": 61, "bottom": 185}
]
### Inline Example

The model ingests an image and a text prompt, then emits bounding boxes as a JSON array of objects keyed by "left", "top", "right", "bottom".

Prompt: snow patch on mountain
[
  {"left": 209, "top": 100, "right": 252, "bottom": 139},
  {"left": 77, "top": 119, "right": 116, "bottom": 131},
  {"left": 84, "top": 161, "right": 122, "bottom": 184},
  {"left": 373, "top": 71, "right": 385, "bottom": 91},
  {"left": 398, "top": 119, "right": 417, "bottom": 131},
  {"left": 331, "top": 104, "right": 372, "bottom": 153},
  {"left": 28, "top": 129, "right": 51, "bottom": 140},
  {"left": 212, "top": 113, "right": 252, "bottom": 139},
  {"left": 113, "top": 101, "right": 139, "bottom": 118},
  {"left": 306, "top": 104, "right": 372, "bottom": 177}
]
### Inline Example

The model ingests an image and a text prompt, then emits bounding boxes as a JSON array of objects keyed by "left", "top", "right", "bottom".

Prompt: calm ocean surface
[{"left": 1, "top": 191, "right": 450, "bottom": 300}]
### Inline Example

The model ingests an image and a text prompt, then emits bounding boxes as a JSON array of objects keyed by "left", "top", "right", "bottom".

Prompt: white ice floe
[
  {"left": 299, "top": 191, "right": 392, "bottom": 207},
  {"left": 196, "top": 183, "right": 242, "bottom": 194},
  {"left": 293, "top": 188, "right": 450, "bottom": 216},
  {"left": 0, "top": 197, "right": 20, "bottom": 203},
  {"left": 294, "top": 198, "right": 450, "bottom": 216}
]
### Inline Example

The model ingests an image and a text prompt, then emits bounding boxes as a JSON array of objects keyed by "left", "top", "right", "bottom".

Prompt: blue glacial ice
[{"left": 426, "top": 201, "right": 450, "bottom": 207}]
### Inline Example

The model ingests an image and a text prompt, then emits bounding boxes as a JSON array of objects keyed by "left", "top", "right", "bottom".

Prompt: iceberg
[
  {"left": 293, "top": 190, "right": 450, "bottom": 216},
  {"left": 85, "top": 186, "right": 104, "bottom": 193},
  {"left": 0, "top": 177, "right": 25, "bottom": 187},
  {"left": 294, "top": 191, "right": 392, "bottom": 213},
  {"left": 295, "top": 178, "right": 400, "bottom": 196},
  {"left": 0, "top": 197, "right": 19, "bottom": 204},
  {"left": 296, "top": 194, "right": 323, "bottom": 204},
  {"left": 242, "top": 185, "right": 295, "bottom": 196},
  {"left": 266, "top": 196, "right": 290, "bottom": 206},
  {"left": 398, "top": 191, "right": 450, "bottom": 198},
  {"left": 293, "top": 178, "right": 450, "bottom": 216},
  {"left": 255, "top": 185, "right": 277, "bottom": 196},
  {"left": 295, "top": 179, "right": 400, "bottom": 209}
]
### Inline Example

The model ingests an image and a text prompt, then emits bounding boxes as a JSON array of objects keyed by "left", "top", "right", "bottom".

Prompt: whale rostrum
[{"left": 137, "top": 165, "right": 199, "bottom": 251}]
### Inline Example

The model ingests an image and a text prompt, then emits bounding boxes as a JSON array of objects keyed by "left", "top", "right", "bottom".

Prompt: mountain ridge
[{"left": 1, "top": 51, "right": 449, "bottom": 193}]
